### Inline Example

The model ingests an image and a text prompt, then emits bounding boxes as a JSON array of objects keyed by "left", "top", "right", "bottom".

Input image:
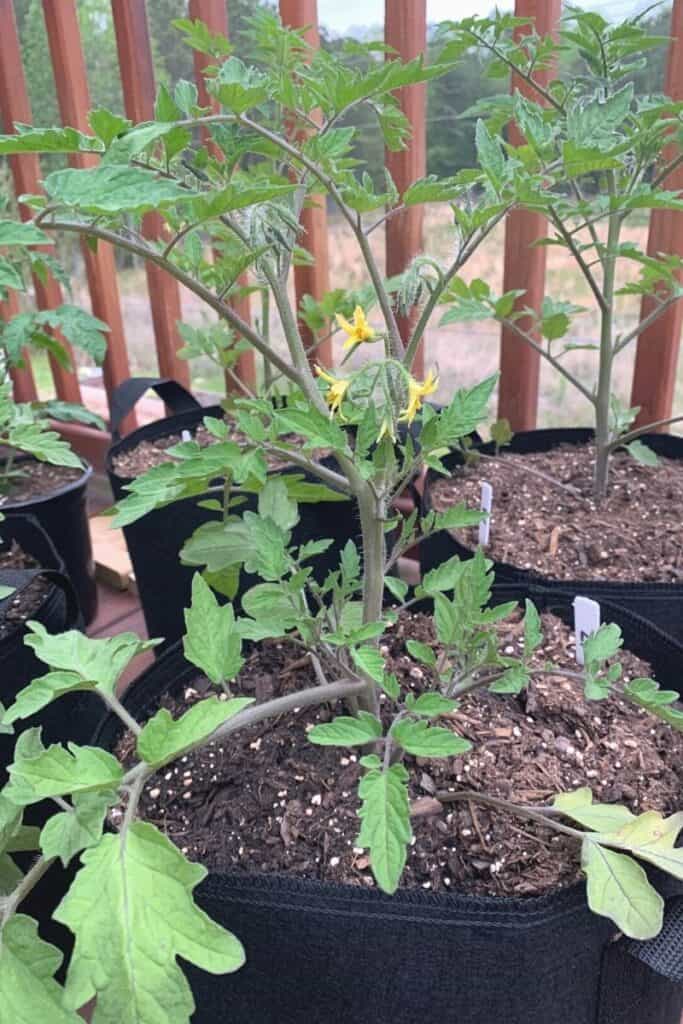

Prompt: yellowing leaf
[
  {"left": 553, "top": 788, "right": 636, "bottom": 832},
  {"left": 582, "top": 840, "right": 663, "bottom": 940},
  {"left": 56, "top": 823, "right": 245, "bottom": 1024},
  {"left": 601, "top": 810, "right": 683, "bottom": 880}
]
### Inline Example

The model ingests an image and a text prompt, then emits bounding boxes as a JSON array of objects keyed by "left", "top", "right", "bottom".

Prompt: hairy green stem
[
  {"left": 0, "top": 855, "right": 55, "bottom": 930},
  {"left": 121, "top": 677, "right": 366, "bottom": 787},
  {"left": 593, "top": 172, "right": 621, "bottom": 500}
]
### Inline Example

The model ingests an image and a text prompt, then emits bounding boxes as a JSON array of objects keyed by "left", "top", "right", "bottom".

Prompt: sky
[{"left": 317, "top": 0, "right": 656, "bottom": 36}]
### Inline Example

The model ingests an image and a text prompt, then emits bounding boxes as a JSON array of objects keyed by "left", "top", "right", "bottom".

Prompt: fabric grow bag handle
[
  {"left": 625, "top": 896, "right": 683, "bottom": 984},
  {"left": 109, "top": 377, "right": 202, "bottom": 442}
]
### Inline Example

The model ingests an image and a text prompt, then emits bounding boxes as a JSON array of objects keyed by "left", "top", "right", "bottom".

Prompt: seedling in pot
[
  {"left": 0, "top": 11, "right": 680, "bottom": 1022},
  {"left": 438, "top": 8, "right": 683, "bottom": 500}
]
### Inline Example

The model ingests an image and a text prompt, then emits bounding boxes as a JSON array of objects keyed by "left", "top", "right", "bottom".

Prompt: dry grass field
[{"left": 67, "top": 203, "right": 682, "bottom": 433}]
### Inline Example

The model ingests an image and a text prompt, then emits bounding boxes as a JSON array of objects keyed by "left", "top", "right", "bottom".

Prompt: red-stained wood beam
[
  {"left": 631, "top": 0, "right": 683, "bottom": 430},
  {"left": 497, "top": 0, "right": 562, "bottom": 430},
  {"left": 279, "top": 0, "right": 332, "bottom": 369},
  {"left": 3, "top": 291, "right": 38, "bottom": 402},
  {"left": 0, "top": 0, "right": 81, "bottom": 405},
  {"left": 42, "top": 0, "right": 135, "bottom": 432},
  {"left": 385, "top": 0, "right": 427, "bottom": 377},
  {"left": 188, "top": 0, "right": 257, "bottom": 389},
  {"left": 111, "top": 0, "right": 190, "bottom": 388}
]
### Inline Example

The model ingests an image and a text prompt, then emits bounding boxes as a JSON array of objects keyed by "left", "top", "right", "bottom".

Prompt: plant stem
[
  {"left": 121, "top": 677, "right": 366, "bottom": 787},
  {"left": 99, "top": 691, "right": 142, "bottom": 737},
  {"left": 44, "top": 219, "right": 306, "bottom": 391},
  {"left": 593, "top": 172, "right": 621, "bottom": 501},
  {"left": 610, "top": 413, "right": 683, "bottom": 449},
  {"left": 0, "top": 855, "right": 55, "bottom": 929},
  {"left": 433, "top": 790, "right": 585, "bottom": 839}
]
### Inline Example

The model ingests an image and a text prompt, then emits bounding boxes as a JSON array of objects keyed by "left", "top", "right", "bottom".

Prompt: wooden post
[
  {"left": 279, "top": 0, "right": 332, "bottom": 368},
  {"left": 0, "top": 0, "right": 81, "bottom": 404},
  {"left": 188, "top": 0, "right": 257, "bottom": 389},
  {"left": 631, "top": 0, "right": 683, "bottom": 430},
  {"left": 497, "top": 0, "right": 562, "bottom": 430},
  {"left": 111, "top": 0, "right": 190, "bottom": 387},
  {"left": 42, "top": 0, "right": 135, "bottom": 430},
  {"left": 384, "top": 0, "right": 427, "bottom": 377}
]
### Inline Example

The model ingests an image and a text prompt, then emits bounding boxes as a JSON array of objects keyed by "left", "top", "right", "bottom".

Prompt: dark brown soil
[
  {"left": 0, "top": 460, "right": 83, "bottom": 506},
  {"left": 0, "top": 542, "right": 50, "bottom": 639},
  {"left": 429, "top": 443, "right": 683, "bottom": 583},
  {"left": 112, "top": 420, "right": 300, "bottom": 478},
  {"left": 115, "top": 609, "right": 683, "bottom": 898}
]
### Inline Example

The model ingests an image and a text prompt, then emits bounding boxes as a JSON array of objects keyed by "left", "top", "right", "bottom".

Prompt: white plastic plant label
[
  {"left": 573, "top": 596, "right": 601, "bottom": 666},
  {"left": 478, "top": 481, "right": 493, "bottom": 546},
  {"left": 181, "top": 429, "right": 192, "bottom": 443}
]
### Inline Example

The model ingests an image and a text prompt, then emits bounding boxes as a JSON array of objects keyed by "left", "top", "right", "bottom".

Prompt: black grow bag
[
  {"left": 0, "top": 515, "right": 103, "bottom": 773},
  {"left": 0, "top": 515, "right": 107, "bottom": 962},
  {"left": 421, "top": 427, "right": 683, "bottom": 650},
  {"left": 90, "top": 594, "right": 683, "bottom": 1024},
  {"left": 1, "top": 454, "right": 97, "bottom": 625},
  {"left": 106, "top": 378, "right": 359, "bottom": 651}
]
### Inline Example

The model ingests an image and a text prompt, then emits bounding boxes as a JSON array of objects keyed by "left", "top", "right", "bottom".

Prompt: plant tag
[
  {"left": 478, "top": 482, "right": 493, "bottom": 546},
  {"left": 181, "top": 430, "right": 192, "bottom": 443},
  {"left": 573, "top": 596, "right": 600, "bottom": 666}
]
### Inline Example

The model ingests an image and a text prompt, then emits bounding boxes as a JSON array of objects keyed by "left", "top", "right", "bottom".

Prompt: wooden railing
[{"left": 1, "top": 0, "right": 683, "bottom": 468}]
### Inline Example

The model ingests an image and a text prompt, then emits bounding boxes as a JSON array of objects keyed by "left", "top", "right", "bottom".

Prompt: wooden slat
[
  {"left": 0, "top": 0, "right": 82, "bottom": 405},
  {"left": 631, "top": 0, "right": 683, "bottom": 430},
  {"left": 280, "top": 0, "right": 332, "bottom": 368},
  {"left": 111, "top": 0, "right": 190, "bottom": 387},
  {"left": 3, "top": 291, "right": 38, "bottom": 402},
  {"left": 497, "top": 0, "right": 562, "bottom": 430},
  {"left": 384, "top": 0, "right": 427, "bottom": 376},
  {"left": 42, "top": 0, "right": 135, "bottom": 432},
  {"left": 188, "top": 0, "right": 257, "bottom": 389}
]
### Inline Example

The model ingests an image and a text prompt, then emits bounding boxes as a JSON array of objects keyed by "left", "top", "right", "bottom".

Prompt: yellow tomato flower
[
  {"left": 315, "top": 365, "right": 350, "bottom": 415},
  {"left": 336, "top": 305, "right": 376, "bottom": 352},
  {"left": 401, "top": 369, "right": 439, "bottom": 424}
]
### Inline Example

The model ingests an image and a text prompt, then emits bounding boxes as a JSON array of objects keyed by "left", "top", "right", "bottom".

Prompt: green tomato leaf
[
  {"left": 406, "top": 639, "right": 437, "bottom": 667},
  {"left": 0, "top": 915, "right": 82, "bottom": 1023},
  {"left": 137, "top": 697, "right": 253, "bottom": 769},
  {"left": 258, "top": 476, "right": 299, "bottom": 532},
  {"left": 183, "top": 574, "right": 244, "bottom": 686},
  {"left": 5, "top": 741, "right": 123, "bottom": 807},
  {"left": 583, "top": 623, "right": 622, "bottom": 667},
  {"left": 523, "top": 599, "right": 542, "bottom": 655},
  {"left": 0, "top": 126, "right": 101, "bottom": 155},
  {"left": 23, "top": 623, "right": 158, "bottom": 698},
  {"left": 623, "top": 677, "right": 683, "bottom": 732},
  {"left": 0, "top": 220, "right": 50, "bottom": 246},
  {"left": 351, "top": 645, "right": 385, "bottom": 683},
  {"left": 625, "top": 440, "right": 659, "bottom": 467},
  {"left": 55, "top": 823, "right": 245, "bottom": 1023},
  {"left": 404, "top": 692, "right": 458, "bottom": 717},
  {"left": 357, "top": 760, "right": 412, "bottom": 894},
  {"left": 40, "top": 790, "right": 117, "bottom": 867},
  {"left": 391, "top": 718, "right": 471, "bottom": 757},
  {"left": 44, "top": 164, "right": 200, "bottom": 216},
  {"left": 3, "top": 670, "right": 92, "bottom": 726},
  {"left": 582, "top": 840, "right": 663, "bottom": 940},
  {"left": 308, "top": 711, "right": 382, "bottom": 747}
]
